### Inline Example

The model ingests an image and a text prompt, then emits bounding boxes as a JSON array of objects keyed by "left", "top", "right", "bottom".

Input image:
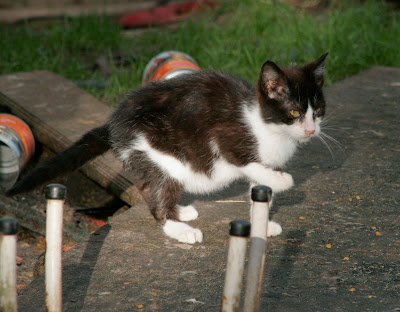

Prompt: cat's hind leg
[
  {"left": 176, "top": 205, "right": 199, "bottom": 221},
  {"left": 136, "top": 179, "right": 203, "bottom": 244}
]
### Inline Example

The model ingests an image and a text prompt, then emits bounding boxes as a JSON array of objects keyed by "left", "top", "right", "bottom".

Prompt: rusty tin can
[
  {"left": 0, "top": 114, "right": 35, "bottom": 189},
  {"left": 142, "top": 51, "right": 200, "bottom": 84}
]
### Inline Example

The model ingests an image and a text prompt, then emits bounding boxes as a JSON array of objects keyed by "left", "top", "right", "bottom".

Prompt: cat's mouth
[{"left": 297, "top": 135, "right": 314, "bottom": 143}]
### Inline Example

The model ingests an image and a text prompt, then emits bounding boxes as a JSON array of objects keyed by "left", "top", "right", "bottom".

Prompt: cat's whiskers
[
  {"left": 319, "top": 132, "right": 344, "bottom": 151},
  {"left": 316, "top": 125, "right": 346, "bottom": 160},
  {"left": 319, "top": 112, "right": 338, "bottom": 125},
  {"left": 320, "top": 110, "right": 350, "bottom": 126},
  {"left": 315, "top": 132, "right": 336, "bottom": 160},
  {"left": 314, "top": 115, "right": 347, "bottom": 160},
  {"left": 321, "top": 125, "right": 352, "bottom": 135}
]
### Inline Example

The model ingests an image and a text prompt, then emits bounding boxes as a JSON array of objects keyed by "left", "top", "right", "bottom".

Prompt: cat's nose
[{"left": 305, "top": 129, "right": 315, "bottom": 136}]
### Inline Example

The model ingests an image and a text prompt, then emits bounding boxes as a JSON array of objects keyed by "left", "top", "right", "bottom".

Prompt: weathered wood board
[{"left": 0, "top": 70, "right": 141, "bottom": 206}]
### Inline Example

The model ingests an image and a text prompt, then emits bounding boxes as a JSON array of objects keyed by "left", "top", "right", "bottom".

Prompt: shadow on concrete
[
  {"left": 179, "top": 179, "right": 250, "bottom": 205},
  {"left": 63, "top": 224, "right": 111, "bottom": 311},
  {"left": 266, "top": 230, "right": 307, "bottom": 300}
]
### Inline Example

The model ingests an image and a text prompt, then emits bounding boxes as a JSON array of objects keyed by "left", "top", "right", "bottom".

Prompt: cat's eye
[
  {"left": 315, "top": 108, "right": 321, "bottom": 113},
  {"left": 289, "top": 110, "right": 300, "bottom": 118}
]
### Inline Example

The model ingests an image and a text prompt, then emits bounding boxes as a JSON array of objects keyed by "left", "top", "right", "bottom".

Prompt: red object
[
  {"left": 120, "top": 0, "right": 216, "bottom": 28},
  {"left": 80, "top": 214, "right": 107, "bottom": 227}
]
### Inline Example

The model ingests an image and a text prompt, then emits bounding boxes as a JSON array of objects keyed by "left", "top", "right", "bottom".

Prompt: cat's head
[{"left": 256, "top": 53, "right": 328, "bottom": 143}]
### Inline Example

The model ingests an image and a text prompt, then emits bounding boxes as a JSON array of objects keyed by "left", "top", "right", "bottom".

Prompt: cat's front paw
[
  {"left": 267, "top": 220, "right": 282, "bottom": 237},
  {"left": 271, "top": 171, "right": 293, "bottom": 193},
  {"left": 163, "top": 220, "right": 203, "bottom": 244}
]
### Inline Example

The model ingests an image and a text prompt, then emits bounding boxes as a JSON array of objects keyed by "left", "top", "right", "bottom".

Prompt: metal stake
[
  {"left": 0, "top": 216, "right": 18, "bottom": 312},
  {"left": 243, "top": 185, "right": 272, "bottom": 312},
  {"left": 221, "top": 220, "right": 251, "bottom": 312},
  {"left": 45, "top": 184, "right": 66, "bottom": 312}
]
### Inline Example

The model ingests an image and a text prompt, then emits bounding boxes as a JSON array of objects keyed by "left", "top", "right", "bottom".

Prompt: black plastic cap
[
  {"left": 251, "top": 185, "right": 272, "bottom": 202},
  {"left": 0, "top": 216, "right": 18, "bottom": 235},
  {"left": 45, "top": 184, "right": 67, "bottom": 200},
  {"left": 229, "top": 220, "right": 251, "bottom": 237}
]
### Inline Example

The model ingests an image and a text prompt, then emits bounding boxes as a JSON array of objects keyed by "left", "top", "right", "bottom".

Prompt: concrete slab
[{"left": 17, "top": 67, "right": 400, "bottom": 311}]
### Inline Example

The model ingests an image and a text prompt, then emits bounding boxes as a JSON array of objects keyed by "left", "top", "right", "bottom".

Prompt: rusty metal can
[
  {"left": 0, "top": 114, "right": 35, "bottom": 189},
  {"left": 142, "top": 51, "right": 200, "bottom": 84}
]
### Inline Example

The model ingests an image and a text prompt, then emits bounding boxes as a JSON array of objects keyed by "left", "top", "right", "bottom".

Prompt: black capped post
[
  {"left": 221, "top": 220, "right": 251, "bottom": 312},
  {"left": 243, "top": 185, "right": 272, "bottom": 312},
  {"left": 0, "top": 217, "right": 19, "bottom": 312},
  {"left": 45, "top": 184, "right": 66, "bottom": 312},
  {"left": 229, "top": 219, "right": 251, "bottom": 237},
  {"left": 45, "top": 183, "right": 67, "bottom": 200},
  {"left": 251, "top": 185, "right": 272, "bottom": 203},
  {"left": 0, "top": 216, "right": 18, "bottom": 235}
]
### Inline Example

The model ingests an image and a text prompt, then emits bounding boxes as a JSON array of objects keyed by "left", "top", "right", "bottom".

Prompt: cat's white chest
[
  {"left": 243, "top": 104, "right": 298, "bottom": 168},
  {"left": 256, "top": 128, "right": 297, "bottom": 168}
]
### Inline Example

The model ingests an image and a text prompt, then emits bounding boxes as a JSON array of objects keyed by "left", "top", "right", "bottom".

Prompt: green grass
[{"left": 1, "top": 0, "right": 399, "bottom": 105}]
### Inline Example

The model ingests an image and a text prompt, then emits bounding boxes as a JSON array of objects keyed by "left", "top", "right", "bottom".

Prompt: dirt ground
[{"left": 2, "top": 143, "right": 129, "bottom": 292}]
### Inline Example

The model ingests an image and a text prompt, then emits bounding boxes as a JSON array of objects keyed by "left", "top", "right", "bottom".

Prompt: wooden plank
[
  {"left": 0, "top": 194, "right": 88, "bottom": 242},
  {"left": 0, "top": 70, "right": 142, "bottom": 206}
]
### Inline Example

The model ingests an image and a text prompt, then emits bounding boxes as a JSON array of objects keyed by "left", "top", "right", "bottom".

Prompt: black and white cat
[{"left": 7, "top": 53, "right": 329, "bottom": 244}]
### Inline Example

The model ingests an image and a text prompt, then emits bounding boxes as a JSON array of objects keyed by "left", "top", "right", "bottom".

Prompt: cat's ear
[
  {"left": 259, "top": 61, "right": 289, "bottom": 99},
  {"left": 303, "top": 52, "right": 328, "bottom": 87}
]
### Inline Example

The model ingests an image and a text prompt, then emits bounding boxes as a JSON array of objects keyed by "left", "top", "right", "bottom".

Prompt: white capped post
[
  {"left": 221, "top": 220, "right": 251, "bottom": 312},
  {"left": 45, "top": 184, "right": 66, "bottom": 312},
  {"left": 0, "top": 216, "right": 18, "bottom": 312},
  {"left": 243, "top": 185, "right": 272, "bottom": 312}
]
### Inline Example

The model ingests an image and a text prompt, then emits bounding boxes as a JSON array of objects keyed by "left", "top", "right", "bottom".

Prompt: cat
[{"left": 6, "top": 53, "right": 328, "bottom": 244}]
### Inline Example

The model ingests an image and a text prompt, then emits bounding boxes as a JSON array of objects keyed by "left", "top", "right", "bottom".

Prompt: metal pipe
[
  {"left": 0, "top": 216, "right": 18, "bottom": 312},
  {"left": 45, "top": 184, "right": 66, "bottom": 312},
  {"left": 243, "top": 185, "right": 272, "bottom": 312},
  {"left": 221, "top": 220, "right": 251, "bottom": 312}
]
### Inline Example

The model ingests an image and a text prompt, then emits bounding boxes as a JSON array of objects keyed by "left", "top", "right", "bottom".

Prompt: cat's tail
[{"left": 6, "top": 125, "right": 111, "bottom": 196}]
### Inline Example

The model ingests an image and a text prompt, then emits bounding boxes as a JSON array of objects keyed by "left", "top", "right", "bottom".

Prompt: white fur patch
[
  {"left": 124, "top": 135, "right": 242, "bottom": 194},
  {"left": 242, "top": 104, "right": 298, "bottom": 168},
  {"left": 163, "top": 220, "right": 203, "bottom": 244},
  {"left": 267, "top": 221, "right": 282, "bottom": 237},
  {"left": 304, "top": 103, "right": 314, "bottom": 129},
  {"left": 176, "top": 205, "right": 199, "bottom": 222},
  {"left": 241, "top": 163, "right": 293, "bottom": 193}
]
